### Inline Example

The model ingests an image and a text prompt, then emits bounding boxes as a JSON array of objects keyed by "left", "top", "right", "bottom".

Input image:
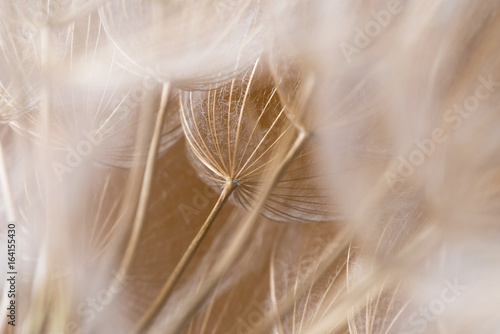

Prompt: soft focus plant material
[{"left": 1, "top": 1, "right": 500, "bottom": 334}]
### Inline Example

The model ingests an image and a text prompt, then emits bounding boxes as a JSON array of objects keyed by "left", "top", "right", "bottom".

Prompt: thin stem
[
  {"left": 115, "top": 82, "right": 171, "bottom": 280},
  {"left": 169, "top": 129, "right": 311, "bottom": 334},
  {"left": 133, "top": 180, "right": 237, "bottom": 334}
]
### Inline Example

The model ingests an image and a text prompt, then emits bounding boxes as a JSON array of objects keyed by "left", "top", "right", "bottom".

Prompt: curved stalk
[
  {"left": 114, "top": 82, "right": 171, "bottom": 282},
  {"left": 133, "top": 180, "right": 237, "bottom": 334}
]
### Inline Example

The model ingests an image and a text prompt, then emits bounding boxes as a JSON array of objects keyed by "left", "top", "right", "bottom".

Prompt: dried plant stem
[
  {"left": 114, "top": 82, "right": 171, "bottom": 281},
  {"left": 133, "top": 180, "right": 237, "bottom": 334},
  {"left": 169, "top": 129, "right": 310, "bottom": 334}
]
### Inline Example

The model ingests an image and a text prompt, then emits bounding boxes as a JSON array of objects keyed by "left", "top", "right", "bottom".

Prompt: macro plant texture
[{"left": 1, "top": 0, "right": 500, "bottom": 333}]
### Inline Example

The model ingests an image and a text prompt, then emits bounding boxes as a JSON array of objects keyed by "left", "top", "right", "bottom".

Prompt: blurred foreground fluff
[{"left": 1, "top": 0, "right": 500, "bottom": 333}]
